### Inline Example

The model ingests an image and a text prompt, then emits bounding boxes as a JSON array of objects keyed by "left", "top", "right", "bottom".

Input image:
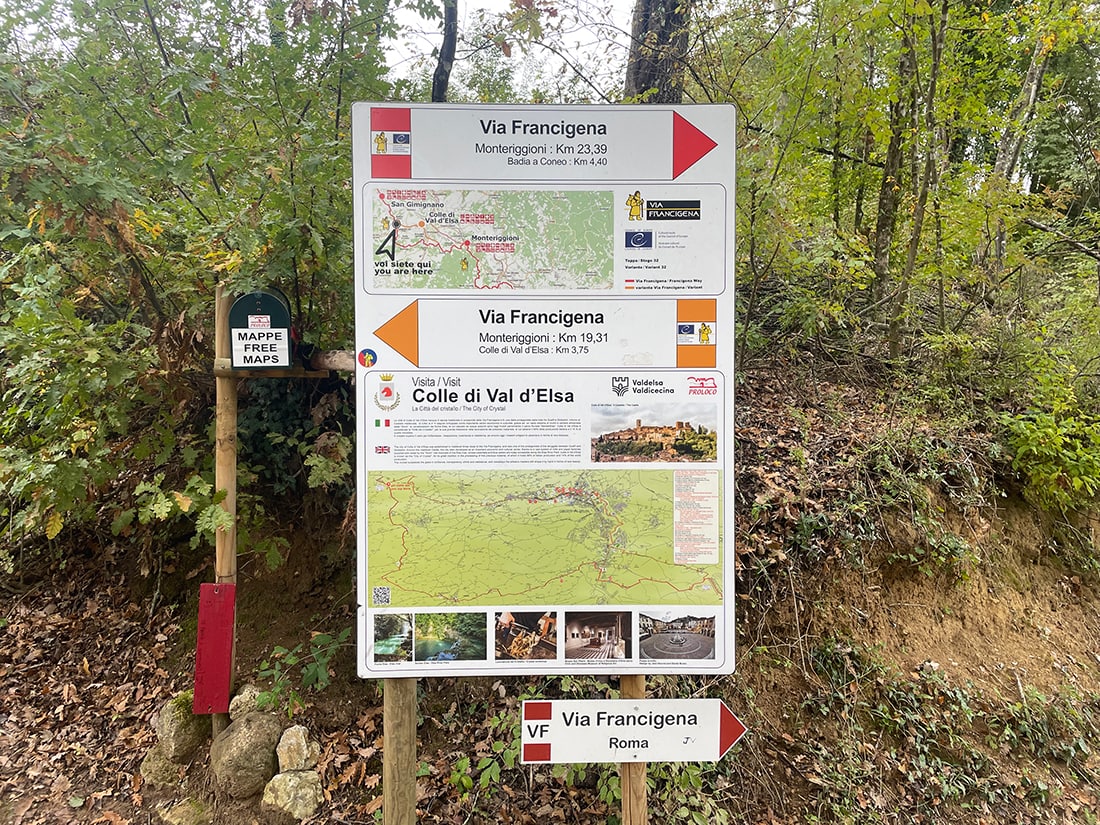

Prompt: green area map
[{"left": 366, "top": 470, "right": 723, "bottom": 607}]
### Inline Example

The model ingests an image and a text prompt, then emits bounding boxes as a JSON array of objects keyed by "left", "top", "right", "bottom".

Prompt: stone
[
  {"left": 262, "top": 771, "right": 324, "bottom": 821},
  {"left": 156, "top": 798, "right": 213, "bottom": 825},
  {"left": 209, "top": 712, "right": 282, "bottom": 799},
  {"left": 156, "top": 691, "right": 211, "bottom": 764},
  {"left": 276, "top": 725, "right": 320, "bottom": 772},
  {"left": 140, "top": 742, "right": 180, "bottom": 788},
  {"left": 228, "top": 683, "right": 263, "bottom": 720}
]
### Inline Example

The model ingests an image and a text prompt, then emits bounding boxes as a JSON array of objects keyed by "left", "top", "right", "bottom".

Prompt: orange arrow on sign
[{"left": 374, "top": 300, "right": 419, "bottom": 366}]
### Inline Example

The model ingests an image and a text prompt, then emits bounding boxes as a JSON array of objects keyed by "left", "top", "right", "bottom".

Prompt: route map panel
[
  {"left": 370, "top": 187, "right": 615, "bottom": 291},
  {"left": 366, "top": 182, "right": 729, "bottom": 294},
  {"left": 368, "top": 468, "right": 723, "bottom": 608}
]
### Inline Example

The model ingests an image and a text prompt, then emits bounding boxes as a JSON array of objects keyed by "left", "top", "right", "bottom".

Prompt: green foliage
[
  {"left": 240, "top": 379, "right": 353, "bottom": 497},
  {"left": 887, "top": 511, "right": 977, "bottom": 578},
  {"left": 673, "top": 427, "right": 718, "bottom": 460},
  {"left": 112, "top": 472, "right": 233, "bottom": 559},
  {"left": 989, "top": 684, "right": 1099, "bottom": 766},
  {"left": 0, "top": 0, "right": 384, "bottom": 569},
  {"left": 445, "top": 755, "right": 474, "bottom": 797},
  {"left": 1002, "top": 409, "right": 1100, "bottom": 512},
  {"left": 649, "top": 763, "right": 732, "bottom": 825},
  {"left": 0, "top": 260, "right": 158, "bottom": 553},
  {"left": 798, "top": 639, "right": 1100, "bottom": 821},
  {"left": 476, "top": 715, "right": 516, "bottom": 791},
  {"left": 257, "top": 626, "right": 352, "bottom": 717},
  {"left": 995, "top": 352, "right": 1100, "bottom": 513},
  {"left": 595, "top": 439, "right": 660, "bottom": 458},
  {"left": 720, "top": 0, "right": 1100, "bottom": 447},
  {"left": 855, "top": 423, "right": 987, "bottom": 576},
  {"left": 421, "top": 673, "right": 745, "bottom": 821}
]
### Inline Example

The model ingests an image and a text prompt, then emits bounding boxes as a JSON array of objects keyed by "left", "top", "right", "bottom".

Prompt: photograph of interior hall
[{"left": 563, "top": 611, "right": 632, "bottom": 660}]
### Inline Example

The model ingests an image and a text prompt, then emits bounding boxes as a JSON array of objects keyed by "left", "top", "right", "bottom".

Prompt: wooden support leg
[
  {"left": 212, "top": 285, "right": 238, "bottom": 737},
  {"left": 384, "top": 678, "right": 418, "bottom": 825},
  {"left": 619, "top": 674, "right": 647, "bottom": 825}
]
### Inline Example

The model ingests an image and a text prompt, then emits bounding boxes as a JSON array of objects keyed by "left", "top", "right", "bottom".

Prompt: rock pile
[{"left": 140, "top": 686, "right": 324, "bottom": 822}]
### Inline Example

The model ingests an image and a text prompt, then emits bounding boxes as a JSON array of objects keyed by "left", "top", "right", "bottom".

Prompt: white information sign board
[
  {"left": 519, "top": 698, "right": 747, "bottom": 764},
  {"left": 353, "top": 103, "right": 735, "bottom": 678}
]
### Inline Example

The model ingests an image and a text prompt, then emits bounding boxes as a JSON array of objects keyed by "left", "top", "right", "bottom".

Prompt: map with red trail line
[
  {"left": 366, "top": 469, "right": 724, "bottom": 608},
  {"left": 369, "top": 187, "right": 615, "bottom": 291}
]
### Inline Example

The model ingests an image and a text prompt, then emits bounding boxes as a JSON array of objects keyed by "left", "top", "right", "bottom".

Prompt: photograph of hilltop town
[{"left": 591, "top": 402, "right": 719, "bottom": 463}]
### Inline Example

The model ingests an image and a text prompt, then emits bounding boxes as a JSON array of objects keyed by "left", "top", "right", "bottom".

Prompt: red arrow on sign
[
  {"left": 719, "top": 701, "right": 748, "bottom": 758},
  {"left": 672, "top": 112, "right": 719, "bottom": 179}
]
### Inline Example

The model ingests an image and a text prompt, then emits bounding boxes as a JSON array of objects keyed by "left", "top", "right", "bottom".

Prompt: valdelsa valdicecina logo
[{"left": 611, "top": 376, "right": 630, "bottom": 397}]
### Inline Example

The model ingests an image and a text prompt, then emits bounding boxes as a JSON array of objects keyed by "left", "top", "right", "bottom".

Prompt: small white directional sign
[{"left": 520, "top": 698, "right": 746, "bottom": 764}]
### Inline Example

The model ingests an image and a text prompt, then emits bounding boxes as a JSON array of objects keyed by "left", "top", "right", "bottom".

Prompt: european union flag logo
[
  {"left": 678, "top": 324, "right": 695, "bottom": 335},
  {"left": 392, "top": 133, "right": 411, "bottom": 145},
  {"left": 626, "top": 231, "right": 653, "bottom": 248}
]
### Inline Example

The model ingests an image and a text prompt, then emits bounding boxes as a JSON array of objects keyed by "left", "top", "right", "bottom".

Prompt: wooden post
[
  {"left": 619, "top": 674, "right": 648, "bottom": 825},
  {"left": 383, "top": 678, "right": 418, "bottom": 825},
  {"left": 213, "top": 285, "right": 238, "bottom": 737}
]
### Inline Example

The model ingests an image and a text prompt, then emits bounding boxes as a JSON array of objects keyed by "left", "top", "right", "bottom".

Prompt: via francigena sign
[
  {"left": 352, "top": 103, "right": 736, "bottom": 679},
  {"left": 519, "top": 698, "right": 746, "bottom": 764}
]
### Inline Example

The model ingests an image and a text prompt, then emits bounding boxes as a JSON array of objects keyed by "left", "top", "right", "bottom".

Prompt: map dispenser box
[{"left": 228, "top": 290, "right": 293, "bottom": 369}]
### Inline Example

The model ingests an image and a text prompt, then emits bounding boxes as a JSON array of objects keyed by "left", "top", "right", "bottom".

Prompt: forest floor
[{"left": 2, "top": 360, "right": 1099, "bottom": 824}]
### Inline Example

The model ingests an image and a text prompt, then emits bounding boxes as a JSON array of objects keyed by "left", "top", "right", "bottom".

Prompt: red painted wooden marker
[{"left": 192, "top": 583, "right": 236, "bottom": 715}]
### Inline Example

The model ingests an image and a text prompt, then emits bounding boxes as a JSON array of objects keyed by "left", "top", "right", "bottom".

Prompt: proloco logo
[
  {"left": 611, "top": 376, "right": 629, "bottom": 397},
  {"left": 688, "top": 376, "right": 718, "bottom": 396}
]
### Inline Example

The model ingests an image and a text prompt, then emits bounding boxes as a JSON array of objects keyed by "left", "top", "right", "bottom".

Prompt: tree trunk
[
  {"left": 830, "top": 32, "right": 842, "bottom": 232},
  {"left": 870, "top": 35, "right": 915, "bottom": 313},
  {"left": 993, "top": 36, "right": 1050, "bottom": 181},
  {"left": 977, "top": 35, "right": 1051, "bottom": 271},
  {"left": 431, "top": 0, "right": 458, "bottom": 103},
  {"left": 623, "top": 0, "right": 692, "bottom": 103},
  {"left": 852, "top": 45, "right": 876, "bottom": 237},
  {"left": 888, "top": 0, "right": 949, "bottom": 359}
]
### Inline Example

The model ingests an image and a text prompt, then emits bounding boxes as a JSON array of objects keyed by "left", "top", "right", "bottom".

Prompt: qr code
[{"left": 372, "top": 586, "right": 391, "bottom": 606}]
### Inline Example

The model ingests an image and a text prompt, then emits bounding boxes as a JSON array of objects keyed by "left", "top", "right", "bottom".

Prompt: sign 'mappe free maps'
[{"left": 353, "top": 103, "right": 736, "bottom": 678}]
